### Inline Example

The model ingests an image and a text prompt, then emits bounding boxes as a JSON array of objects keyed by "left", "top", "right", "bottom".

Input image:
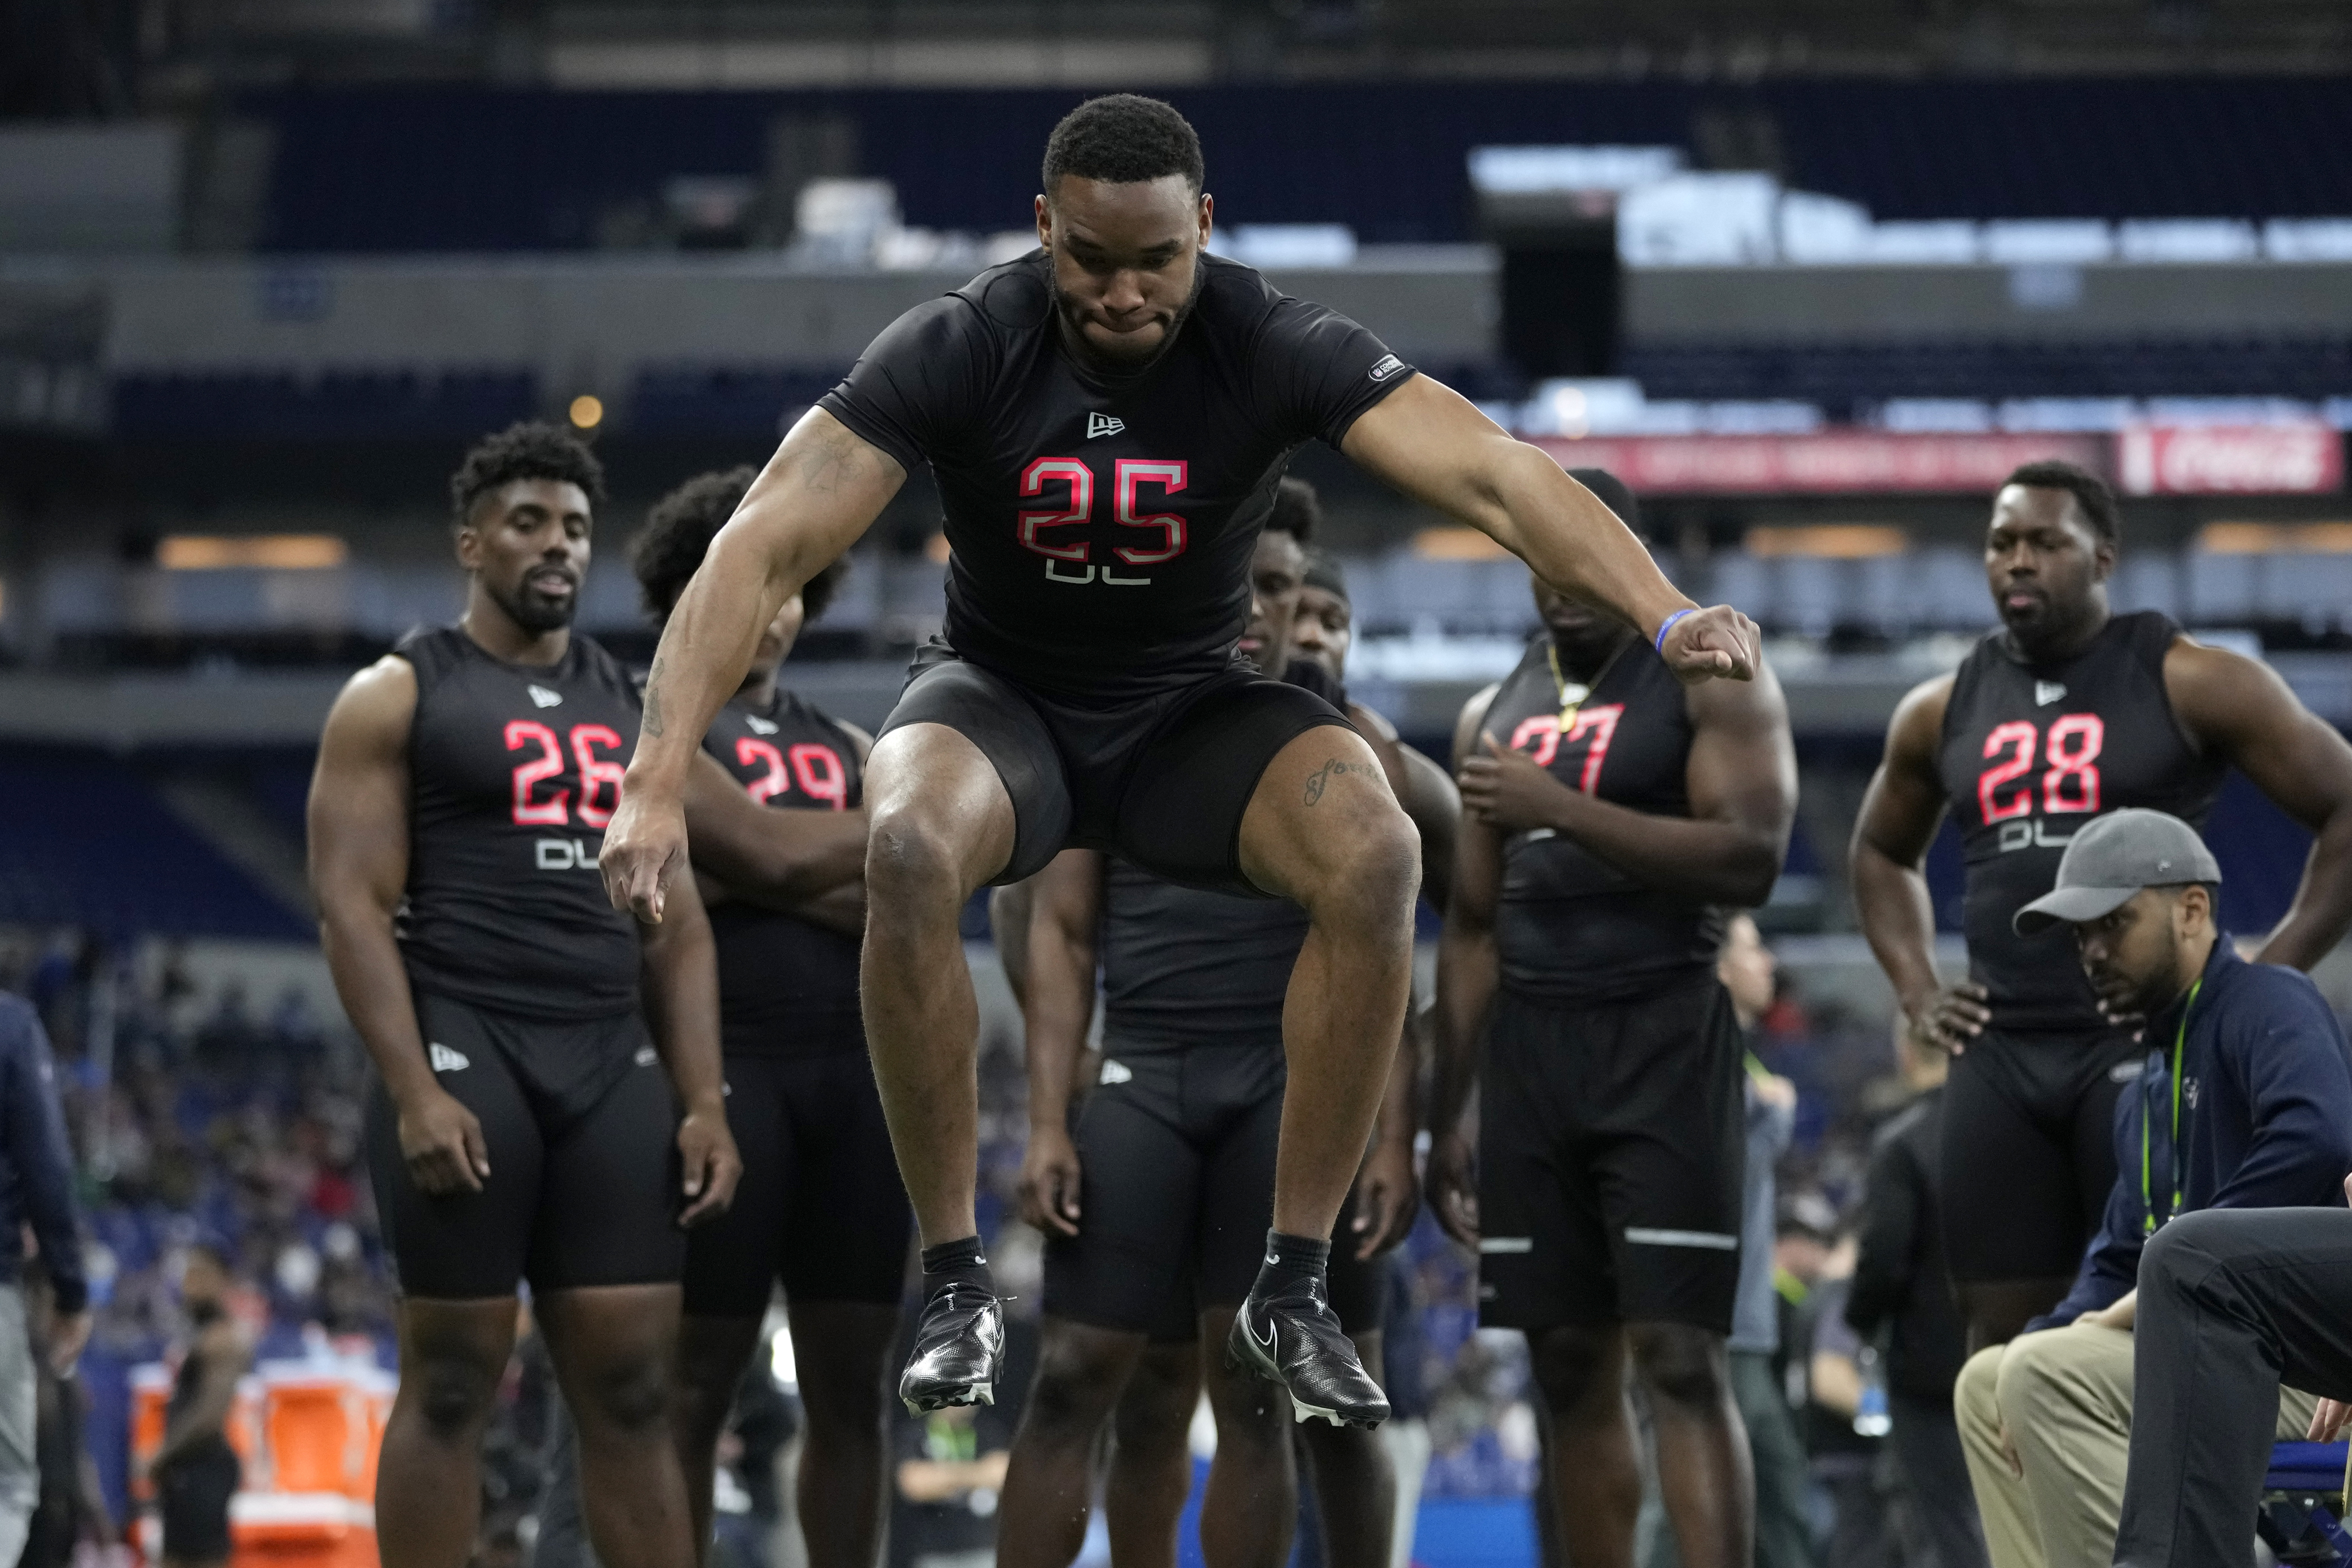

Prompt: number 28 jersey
[
  {"left": 394, "top": 626, "right": 645, "bottom": 1020},
  {"left": 817, "top": 250, "right": 1412, "bottom": 702},
  {"left": 1937, "top": 611, "right": 2225, "bottom": 1032}
]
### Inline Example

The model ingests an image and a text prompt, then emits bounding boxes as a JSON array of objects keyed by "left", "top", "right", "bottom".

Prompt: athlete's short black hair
[
  {"left": 1301, "top": 548, "right": 1349, "bottom": 605},
  {"left": 1042, "top": 94, "right": 1204, "bottom": 198},
  {"left": 1266, "top": 475, "right": 1322, "bottom": 546},
  {"left": 2004, "top": 459, "right": 2120, "bottom": 545},
  {"left": 632, "top": 466, "right": 848, "bottom": 624},
  {"left": 450, "top": 421, "right": 606, "bottom": 528}
]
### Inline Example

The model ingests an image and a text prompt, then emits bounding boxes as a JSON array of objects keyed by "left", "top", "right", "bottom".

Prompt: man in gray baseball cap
[{"left": 1950, "top": 807, "right": 2352, "bottom": 1568}]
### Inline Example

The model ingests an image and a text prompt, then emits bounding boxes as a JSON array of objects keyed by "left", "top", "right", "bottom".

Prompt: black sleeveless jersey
[
  {"left": 1937, "top": 611, "right": 2224, "bottom": 1032},
  {"left": 395, "top": 627, "right": 644, "bottom": 1020},
  {"left": 1095, "top": 659, "right": 1341, "bottom": 1051},
  {"left": 700, "top": 686, "right": 866, "bottom": 1056},
  {"left": 817, "top": 251, "right": 1413, "bottom": 702},
  {"left": 1485, "top": 636, "right": 1725, "bottom": 1005}
]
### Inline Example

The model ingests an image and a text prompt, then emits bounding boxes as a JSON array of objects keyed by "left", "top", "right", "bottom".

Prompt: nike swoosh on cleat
[{"left": 1252, "top": 1312, "right": 1276, "bottom": 1351}]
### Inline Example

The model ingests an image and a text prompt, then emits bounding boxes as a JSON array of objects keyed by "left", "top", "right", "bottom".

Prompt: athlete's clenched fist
[
  {"left": 1657, "top": 604, "right": 1761, "bottom": 685},
  {"left": 601, "top": 782, "right": 689, "bottom": 924}
]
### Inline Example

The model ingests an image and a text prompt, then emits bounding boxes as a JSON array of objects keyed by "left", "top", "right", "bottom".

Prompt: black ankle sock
[
  {"left": 1253, "top": 1229, "right": 1332, "bottom": 1300},
  {"left": 920, "top": 1236, "right": 994, "bottom": 1298}
]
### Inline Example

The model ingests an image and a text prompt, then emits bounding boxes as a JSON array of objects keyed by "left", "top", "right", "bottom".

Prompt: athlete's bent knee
[
  {"left": 408, "top": 1355, "right": 500, "bottom": 1441},
  {"left": 1310, "top": 809, "right": 1419, "bottom": 927},
  {"left": 865, "top": 805, "right": 971, "bottom": 914}
]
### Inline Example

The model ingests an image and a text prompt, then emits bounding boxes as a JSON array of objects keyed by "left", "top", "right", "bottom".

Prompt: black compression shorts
[
  {"left": 1477, "top": 981, "right": 1746, "bottom": 1334},
  {"left": 878, "top": 642, "right": 1353, "bottom": 893},
  {"left": 683, "top": 1049, "right": 914, "bottom": 1316},
  {"left": 1937, "top": 1027, "right": 2144, "bottom": 1283},
  {"left": 1047, "top": 1042, "right": 1389, "bottom": 1339},
  {"left": 366, "top": 991, "right": 685, "bottom": 1299}
]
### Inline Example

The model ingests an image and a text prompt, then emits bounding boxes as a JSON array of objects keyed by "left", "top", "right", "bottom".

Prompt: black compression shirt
[
  {"left": 818, "top": 251, "right": 1413, "bottom": 702},
  {"left": 1095, "top": 659, "right": 1343, "bottom": 1050},
  {"left": 1937, "top": 611, "right": 2225, "bottom": 1032},
  {"left": 1485, "top": 636, "right": 1726, "bottom": 1005},
  {"left": 701, "top": 688, "right": 865, "bottom": 1055},
  {"left": 395, "top": 627, "right": 644, "bottom": 1019}
]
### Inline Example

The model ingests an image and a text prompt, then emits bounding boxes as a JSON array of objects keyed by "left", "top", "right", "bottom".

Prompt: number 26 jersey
[
  {"left": 394, "top": 626, "right": 646, "bottom": 1020},
  {"left": 1937, "top": 611, "right": 2225, "bottom": 1032}
]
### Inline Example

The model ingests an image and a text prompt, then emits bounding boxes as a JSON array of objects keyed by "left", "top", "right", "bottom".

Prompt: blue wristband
[{"left": 1653, "top": 608, "right": 1696, "bottom": 655}]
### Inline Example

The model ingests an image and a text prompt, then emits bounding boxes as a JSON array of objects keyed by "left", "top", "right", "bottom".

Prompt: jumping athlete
[
  {"left": 1851, "top": 459, "right": 2352, "bottom": 1347},
  {"left": 998, "top": 509, "right": 1446, "bottom": 1568},
  {"left": 1429, "top": 468, "right": 1796, "bottom": 1568},
  {"left": 600, "top": 95, "right": 1757, "bottom": 1426},
  {"left": 310, "top": 426, "right": 857, "bottom": 1568}
]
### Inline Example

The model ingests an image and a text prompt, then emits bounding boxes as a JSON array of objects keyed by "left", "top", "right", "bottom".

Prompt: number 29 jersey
[
  {"left": 1936, "top": 611, "right": 2225, "bottom": 1032},
  {"left": 394, "top": 626, "right": 646, "bottom": 1020},
  {"left": 817, "top": 250, "right": 1412, "bottom": 703},
  {"left": 699, "top": 688, "right": 866, "bottom": 1056}
]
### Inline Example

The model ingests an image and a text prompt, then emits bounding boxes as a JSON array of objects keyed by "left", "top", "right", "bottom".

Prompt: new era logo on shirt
[
  {"left": 1099, "top": 1059, "right": 1133, "bottom": 1085},
  {"left": 1086, "top": 412, "right": 1125, "bottom": 439},
  {"left": 2035, "top": 681, "right": 2067, "bottom": 706},
  {"left": 528, "top": 685, "right": 563, "bottom": 708},
  {"left": 1368, "top": 354, "right": 1406, "bottom": 382},
  {"left": 429, "top": 1043, "right": 470, "bottom": 1072},
  {"left": 745, "top": 715, "right": 779, "bottom": 735}
]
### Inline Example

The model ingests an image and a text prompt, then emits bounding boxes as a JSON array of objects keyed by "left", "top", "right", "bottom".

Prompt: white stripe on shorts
[
  {"left": 1478, "top": 1237, "right": 1534, "bottom": 1254},
  {"left": 1623, "top": 1227, "right": 1739, "bottom": 1250}
]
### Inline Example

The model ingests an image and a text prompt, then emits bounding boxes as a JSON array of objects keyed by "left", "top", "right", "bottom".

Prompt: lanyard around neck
[{"left": 2140, "top": 976, "right": 2203, "bottom": 1236}]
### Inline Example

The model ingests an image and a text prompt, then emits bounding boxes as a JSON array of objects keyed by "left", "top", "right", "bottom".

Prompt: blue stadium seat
[{"left": 2260, "top": 1441, "right": 2351, "bottom": 1566}]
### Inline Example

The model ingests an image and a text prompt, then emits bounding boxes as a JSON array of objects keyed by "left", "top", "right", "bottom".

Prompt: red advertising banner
[
  {"left": 1526, "top": 432, "right": 2108, "bottom": 495},
  {"left": 2116, "top": 422, "right": 2344, "bottom": 495}
]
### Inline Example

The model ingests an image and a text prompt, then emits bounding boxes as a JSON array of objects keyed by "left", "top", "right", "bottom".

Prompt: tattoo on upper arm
[
  {"left": 1303, "top": 757, "right": 1380, "bottom": 805},
  {"left": 642, "top": 655, "right": 666, "bottom": 738}
]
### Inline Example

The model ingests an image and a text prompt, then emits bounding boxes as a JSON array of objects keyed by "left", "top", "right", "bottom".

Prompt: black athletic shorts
[
  {"left": 878, "top": 641, "right": 1353, "bottom": 893},
  {"left": 684, "top": 1048, "right": 914, "bottom": 1316},
  {"left": 1937, "top": 1026, "right": 2144, "bottom": 1283},
  {"left": 1047, "top": 1042, "right": 1389, "bottom": 1339},
  {"left": 156, "top": 1441, "right": 238, "bottom": 1563},
  {"left": 1139, "top": 1190, "right": 1390, "bottom": 1345},
  {"left": 366, "top": 990, "right": 685, "bottom": 1299},
  {"left": 1477, "top": 980, "right": 1746, "bottom": 1334}
]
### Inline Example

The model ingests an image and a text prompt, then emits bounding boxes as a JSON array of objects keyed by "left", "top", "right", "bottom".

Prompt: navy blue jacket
[
  {"left": 2036, "top": 942, "right": 2352, "bottom": 1329},
  {"left": 0, "top": 997, "right": 86, "bottom": 1313}
]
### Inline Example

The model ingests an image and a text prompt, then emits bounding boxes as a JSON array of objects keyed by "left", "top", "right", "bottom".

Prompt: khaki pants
[{"left": 1954, "top": 1322, "right": 2316, "bottom": 1568}]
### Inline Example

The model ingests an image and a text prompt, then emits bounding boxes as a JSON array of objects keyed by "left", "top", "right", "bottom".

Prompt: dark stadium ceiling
[{"left": 9, "top": 0, "right": 2351, "bottom": 107}]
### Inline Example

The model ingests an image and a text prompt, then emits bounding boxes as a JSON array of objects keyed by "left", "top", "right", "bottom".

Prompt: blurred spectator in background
[
  {"left": 148, "top": 1245, "right": 248, "bottom": 1568},
  {"left": 21, "top": 1255, "right": 109, "bottom": 1568},
  {"left": 0, "top": 987, "right": 90, "bottom": 1567},
  {"left": 1380, "top": 1252, "right": 1433, "bottom": 1568},
  {"left": 889, "top": 1403, "right": 1009, "bottom": 1568},
  {"left": 1847, "top": 1030, "right": 1986, "bottom": 1568},
  {"left": 1800, "top": 1231, "right": 1896, "bottom": 1568},
  {"left": 1641, "top": 914, "right": 1814, "bottom": 1568}
]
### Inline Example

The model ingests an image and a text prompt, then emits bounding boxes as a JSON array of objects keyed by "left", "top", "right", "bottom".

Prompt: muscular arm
[
  {"left": 1428, "top": 688, "right": 1504, "bottom": 1244},
  {"left": 1400, "top": 745, "right": 1462, "bottom": 917},
  {"left": 637, "top": 866, "right": 737, "bottom": 1223},
  {"left": 607, "top": 410, "right": 904, "bottom": 919},
  {"left": 2166, "top": 640, "right": 2352, "bottom": 970},
  {"left": 1017, "top": 850, "right": 1104, "bottom": 1236},
  {"left": 1850, "top": 677, "right": 1982, "bottom": 1043},
  {"left": 1457, "top": 663, "right": 1795, "bottom": 906},
  {"left": 307, "top": 659, "right": 469, "bottom": 1160},
  {"left": 1344, "top": 377, "right": 1754, "bottom": 680}
]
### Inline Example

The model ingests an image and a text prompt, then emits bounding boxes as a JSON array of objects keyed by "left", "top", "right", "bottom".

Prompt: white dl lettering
[{"left": 535, "top": 837, "right": 598, "bottom": 871}]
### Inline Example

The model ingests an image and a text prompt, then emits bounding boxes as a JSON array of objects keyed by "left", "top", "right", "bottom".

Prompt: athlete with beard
[
  {"left": 600, "top": 94, "right": 1758, "bottom": 1426},
  {"left": 1851, "top": 460, "right": 2352, "bottom": 1349},
  {"left": 1429, "top": 470, "right": 1796, "bottom": 1568},
  {"left": 309, "top": 426, "right": 862, "bottom": 1568}
]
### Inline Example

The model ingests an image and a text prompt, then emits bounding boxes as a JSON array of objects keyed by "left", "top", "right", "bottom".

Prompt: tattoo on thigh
[{"left": 1302, "top": 757, "right": 1378, "bottom": 806}]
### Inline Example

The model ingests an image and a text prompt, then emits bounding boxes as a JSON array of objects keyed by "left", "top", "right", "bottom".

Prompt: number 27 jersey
[{"left": 1936, "top": 611, "right": 2224, "bottom": 1032}]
